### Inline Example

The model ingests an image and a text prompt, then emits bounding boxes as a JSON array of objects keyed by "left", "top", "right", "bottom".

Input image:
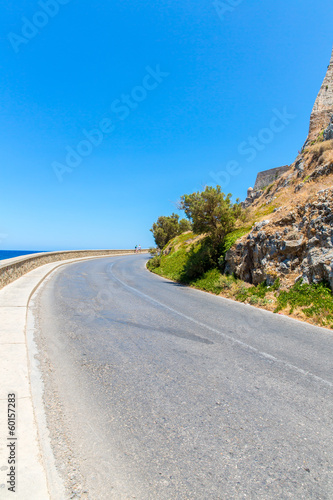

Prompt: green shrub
[
  {"left": 155, "top": 248, "right": 188, "bottom": 281},
  {"left": 150, "top": 213, "right": 191, "bottom": 250},
  {"left": 273, "top": 280, "right": 333, "bottom": 327},
  {"left": 218, "top": 274, "right": 235, "bottom": 290},
  {"left": 271, "top": 277, "right": 280, "bottom": 291},
  {"left": 275, "top": 280, "right": 333, "bottom": 320},
  {"left": 147, "top": 256, "right": 161, "bottom": 269},
  {"left": 234, "top": 278, "right": 279, "bottom": 303},
  {"left": 179, "top": 185, "right": 245, "bottom": 252},
  {"left": 149, "top": 247, "right": 159, "bottom": 256},
  {"left": 192, "top": 268, "right": 222, "bottom": 294},
  {"left": 234, "top": 283, "right": 249, "bottom": 301},
  {"left": 179, "top": 238, "right": 216, "bottom": 282}
]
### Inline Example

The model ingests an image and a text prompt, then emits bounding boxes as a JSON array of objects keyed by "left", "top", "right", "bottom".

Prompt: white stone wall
[{"left": 0, "top": 250, "right": 145, "bottom": 289}]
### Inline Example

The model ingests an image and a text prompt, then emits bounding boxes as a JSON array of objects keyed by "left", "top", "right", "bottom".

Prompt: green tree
[
  {"left": 179, "top": 185, "right": 243, "bottom": 251},
  {"left": 150, "top": 213, "right": 191, "bottom": 249},
  {"left": 179, "top": 218, "right": 192, "bottom": 234}
]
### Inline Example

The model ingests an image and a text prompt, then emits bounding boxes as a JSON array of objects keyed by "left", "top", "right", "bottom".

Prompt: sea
[{"left": 0, "top": 250, "right": 49, "bottom": 261}]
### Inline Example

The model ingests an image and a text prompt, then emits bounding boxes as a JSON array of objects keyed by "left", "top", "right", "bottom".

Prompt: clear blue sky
[{"left": 1, "top": 0, "right": 332, "bottom": 250}]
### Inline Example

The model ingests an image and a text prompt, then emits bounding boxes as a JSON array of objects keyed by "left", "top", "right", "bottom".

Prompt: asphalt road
[{"left": 34, "top": 254, "right": 333, "bottom": 499}]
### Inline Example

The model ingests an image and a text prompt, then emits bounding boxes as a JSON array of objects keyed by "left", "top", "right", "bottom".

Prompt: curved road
[{"left": 33, "top": 254, "right": 333, "bottom": 499}]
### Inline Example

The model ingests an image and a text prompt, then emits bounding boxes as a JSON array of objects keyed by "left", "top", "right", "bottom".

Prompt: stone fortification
[
  {"left": 307, "top": 47, "right": 333, "bottom": 142},
  {"left": 243, "top": 165, "right": 290, "bottom": 207},
  {"left": 226, "top": 45, "right": 333, "bottom": 288},
  {"left": 253, "top": 165, "right": 290, "bottom": 191}
]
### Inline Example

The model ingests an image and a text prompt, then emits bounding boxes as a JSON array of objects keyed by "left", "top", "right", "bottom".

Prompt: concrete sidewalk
[{"left": 0, "top": 254, "right": 130, "bottom": 499}]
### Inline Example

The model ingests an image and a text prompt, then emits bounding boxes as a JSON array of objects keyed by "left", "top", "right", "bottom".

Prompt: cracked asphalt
[{"left": 33, "top": 254, "right": 333, "bottom": 499}]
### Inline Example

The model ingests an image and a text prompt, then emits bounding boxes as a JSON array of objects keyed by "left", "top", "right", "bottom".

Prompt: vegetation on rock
[
  {"left": 179, "top": 185, "right": 244, "bottom": 258},
  {"left": 147, "top": 134, "right": 333, "bottom": 329},
  {"left": 147, "top": 51, "right": 333, "bottom": 329},
  {"left": 147, "top": 233, "right": 333, "bottom": 328}
]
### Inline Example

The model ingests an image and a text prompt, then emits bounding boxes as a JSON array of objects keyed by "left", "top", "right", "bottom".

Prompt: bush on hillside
[
  {"left": 179, "top": 237, "right": 216, "bottom": 282},
  {"left": 179, "top": 185, "right": 245, "bottom": 258},
  {"left": 150, "top": 213, "right": 191, "bottom": 250}
]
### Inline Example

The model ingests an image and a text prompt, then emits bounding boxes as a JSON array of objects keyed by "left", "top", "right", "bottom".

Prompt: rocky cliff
[
  {"left": 307, "top": 47, "right": 333, "bottom": 142},
  {"left": 225, "top": 48, "right": 333, "bottom": 289}
]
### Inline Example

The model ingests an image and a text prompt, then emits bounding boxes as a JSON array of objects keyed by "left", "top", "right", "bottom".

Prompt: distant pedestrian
[
  {"left": 138, "top": 244, "right": 141, "bottom": 253},
  {"left": 134, "top": 245, "right": 137, "bottom": 253}
]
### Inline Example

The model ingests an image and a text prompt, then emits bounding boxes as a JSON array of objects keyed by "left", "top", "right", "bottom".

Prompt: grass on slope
[
  {"left": 148, "top": 232, "right": 215, "bottom": 283},
  {"left": 148, "top": 232, "right": 333, "bottom": 329},
  {"left": 275, "top": 280, "right": 333, "bottom": 328}
]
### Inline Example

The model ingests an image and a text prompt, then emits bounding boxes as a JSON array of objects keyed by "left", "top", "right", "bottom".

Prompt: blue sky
[{"left": 1, "top": 0, "right": 332, "bottom": 250}]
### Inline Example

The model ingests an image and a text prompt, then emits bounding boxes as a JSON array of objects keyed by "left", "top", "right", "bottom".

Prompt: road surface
[{"left": 33, "top": 254, "right": 333, "bottom": 499}]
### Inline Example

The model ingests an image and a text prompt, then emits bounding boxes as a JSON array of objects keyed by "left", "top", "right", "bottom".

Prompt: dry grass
[{"left": 243, "top": 139, "right": 333, "bottom": 230}]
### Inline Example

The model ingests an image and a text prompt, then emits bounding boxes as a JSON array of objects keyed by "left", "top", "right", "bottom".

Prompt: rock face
[
  {"left": 307, "top": 47, "right": 333, "bottom": 142},
  {"left": 225, "top": 188, "right": 333, "bottom": 288},
  {"left": 242, "top": 187, "right": 263, "bottom": 208},
  {"left": 253, "top": 165, "right": 290, "bottom": 191},
  {"left": 324, "top": 114, "right": 333, "bottom": 141},
  {"left": 227, "top": 46, "right": 333, "bottom": 289}
]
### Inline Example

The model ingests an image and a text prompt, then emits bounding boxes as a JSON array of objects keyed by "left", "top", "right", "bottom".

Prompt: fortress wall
[
  {"left": 253, "top": 165, "right": 290, "bottom": 191},
  {"left": 308, "top": 47, "right": 333, "bottom": 141}
]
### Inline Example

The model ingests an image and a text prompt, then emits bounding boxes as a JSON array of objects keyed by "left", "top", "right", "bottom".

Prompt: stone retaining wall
[{"left": 0, "top": 250, "right": 146, "bottom": 289}]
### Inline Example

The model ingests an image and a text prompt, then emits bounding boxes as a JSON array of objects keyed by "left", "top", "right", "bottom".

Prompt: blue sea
[{"left": 0, "top": 250, "right": 49, "bottom": 261}]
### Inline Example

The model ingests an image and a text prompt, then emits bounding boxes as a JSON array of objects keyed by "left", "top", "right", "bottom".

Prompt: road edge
[
  {"left": 144, "top": 262, "right": 333, "bottom": 334},
  {"left": 0, "top": 253, "right": 135, "bottom": 499}
]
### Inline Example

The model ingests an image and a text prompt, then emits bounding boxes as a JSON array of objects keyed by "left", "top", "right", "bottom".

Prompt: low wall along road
[{"left": 0, "top": 249, "right": 147, "bottom": 290}]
